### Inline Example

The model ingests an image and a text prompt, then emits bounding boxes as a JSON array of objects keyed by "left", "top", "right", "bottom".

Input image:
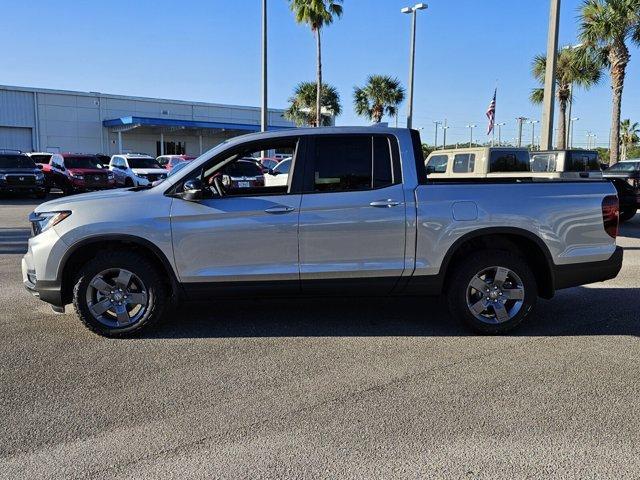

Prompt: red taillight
[{"left": 602, "top": 195, "right": 619, "bottom": 239}]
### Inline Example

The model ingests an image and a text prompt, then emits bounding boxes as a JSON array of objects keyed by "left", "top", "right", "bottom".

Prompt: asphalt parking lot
[{"left": 1, "top": 194, "right": 639, "bottom": 479}]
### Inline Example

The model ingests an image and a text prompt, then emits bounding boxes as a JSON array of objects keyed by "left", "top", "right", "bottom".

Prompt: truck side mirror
[{"left": 182, "top": 178, "right": 204, "bottom": 201}]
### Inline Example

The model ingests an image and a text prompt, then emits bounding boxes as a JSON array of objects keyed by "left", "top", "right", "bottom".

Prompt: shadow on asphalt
[{"left": 141, "top": 286, "right": 640, "bottom": 340}]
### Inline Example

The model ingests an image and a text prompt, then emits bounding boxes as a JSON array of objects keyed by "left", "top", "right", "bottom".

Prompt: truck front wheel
[
  {"left": 619, "top": 208, "right": 637, "bottom": 223},
  {"left": 446, "top": 250, "right": 537, "bottom": 334},
  {"left": 72, "top": 251, "right": 168, "bottom": 337}
]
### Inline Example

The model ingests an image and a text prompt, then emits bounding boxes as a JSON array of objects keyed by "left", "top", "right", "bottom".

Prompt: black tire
[
  {"left": 124, "top": 178, "right": 134, "bottom": 187},
  {"left": 619, "top": 208, "right": 637, "bottom": 223},
  {"left": 446, "top": 249, "right": 537, "bottom": 334},
  {"left": 35, "top": 191, "right": 47, "bottom": 199},
  {"left": 72, "top": 251, "right": 168, "bottom": 337}
]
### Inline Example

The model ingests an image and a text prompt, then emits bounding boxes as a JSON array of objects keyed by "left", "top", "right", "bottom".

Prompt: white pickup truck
[{"left": 23, "top": 127, "right": 623, "bottom": 337}]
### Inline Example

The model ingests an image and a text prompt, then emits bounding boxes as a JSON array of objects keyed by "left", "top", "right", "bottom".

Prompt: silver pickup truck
[{"left": 22, "top": 127, "right": 623, "bottom": 337}]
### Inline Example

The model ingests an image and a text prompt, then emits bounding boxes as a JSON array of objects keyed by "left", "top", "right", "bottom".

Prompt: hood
[
  {"left": 132, "top": 168, "right": 166, "bottom": 176},
  {"left": 67, "top": 167, "right": 111, "bottom": 175},
  {"left": 34, "top": 188, "right": 135, "bottom": 213}
]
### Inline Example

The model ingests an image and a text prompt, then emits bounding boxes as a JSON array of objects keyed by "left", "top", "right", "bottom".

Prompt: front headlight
[
  {"left": 0, "top": 174, "right": 5, "bottom": 180},
  {"left": 107, "top": 173, "right": 114, "bottom": 180},
  {"left": 29, "top": 211, "right": 71, "bottom": 235},
  {"left": 35, "top": 172, "right": 45, "bottom": 181},
  {"left": 69, "top": 172, "right": 84, "bottom": 179}
]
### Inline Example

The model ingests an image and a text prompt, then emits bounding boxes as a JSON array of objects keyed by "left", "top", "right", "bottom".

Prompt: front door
[
  {"left": 298, "top": 134, "right": 407, "bottom": 294},
  {"left": 169, "top": 136, "right": 303, "bottom": 297}
]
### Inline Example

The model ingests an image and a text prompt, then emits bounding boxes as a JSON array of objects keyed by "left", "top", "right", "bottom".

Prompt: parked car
[
  {"left": 603, "top": 159, "right": 640, "bottom": 222},
  {"left": 263, "top": 157, "right": 292, "bottom": 187},
  {"left": 23, "top": 127, "right": 622, "bottom": 337},
  {"left": 425, "top": 147, "right": 531, "bottom": 178},
  {"left": 0, "top": 150, "right": 46, "bottom": 198},
  {"left": 157, "top": 154, "right": 196, "bottom": 171},
  {"left": 529, "top": 150, "right": 603, "bottom": 179},
  {"left": 109, "top": 154, "right": 167, "bottom": 187},
  {"left": 46, "top": 153, "right": 115, "bottom": 195}
]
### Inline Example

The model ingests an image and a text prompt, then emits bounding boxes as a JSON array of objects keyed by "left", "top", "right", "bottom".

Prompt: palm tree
[
  {"left": 530, "top": 46, "right": 602, "bottom": 149},
  {"left": 579, "top": 0, "right": 640, "bottom": 163},
  {"left": 284, "top": 81, "right": 342, "bottom": 127},
  {"left": 288, "top": 0, "right": 343, "bottom": 127},
  {"left": 353, "top": 75, "right": 406, "bottom": 124},
  {"left": 620, "top": 119, "right": 640, "bottom": 160}
]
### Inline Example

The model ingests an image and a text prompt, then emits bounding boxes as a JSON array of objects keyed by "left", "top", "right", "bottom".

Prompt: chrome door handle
[
  {"left": 264, "top": 206, "right": 296, "bottom": 214},
  {"left": 369, "top": 199, "right": 401, "bottom": 208}
]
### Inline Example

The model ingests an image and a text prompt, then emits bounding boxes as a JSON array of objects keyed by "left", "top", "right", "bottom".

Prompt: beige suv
[{"left": 425, "top": 147, "right": 531, "bottom": 179}]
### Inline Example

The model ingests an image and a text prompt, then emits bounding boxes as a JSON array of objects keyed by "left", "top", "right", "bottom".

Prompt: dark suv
[
  {"left": 0, "top": 150, "right": 47, "bottom": 198},
  {"left": 603, "top": 160, "right": 640, "bottom": 222}
]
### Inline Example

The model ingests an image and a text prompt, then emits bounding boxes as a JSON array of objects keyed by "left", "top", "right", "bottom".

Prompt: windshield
[
  {"left": 168, "top": 161, "right": 189, "bottom": 177},
  {"left": 128, "top": 157, "right": 162, "bottom": 169},
  {"left": 607, "top": 162, "right": 639, "bottom": 172},
  {"left": 30, "top": 154, "right": 52, "bottom": 164},
  {"left": 65, "top": 156, "right": 104, "bottom": 169},
  {"left": 0, "top": 155, "right": 36, "bottom": 169}
]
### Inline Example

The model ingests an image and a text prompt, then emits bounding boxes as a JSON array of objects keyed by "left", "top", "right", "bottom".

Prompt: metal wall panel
[
  {"left": 0, "top": 90, "right": 35, "bottom": 127},
  {"left": 0, "top": 126, "right": 33, "bottom": 151}
]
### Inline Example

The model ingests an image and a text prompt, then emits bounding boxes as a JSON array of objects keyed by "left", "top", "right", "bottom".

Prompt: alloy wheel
[{"left": 466, "top": 266, "right": 525, "bottom": 324}]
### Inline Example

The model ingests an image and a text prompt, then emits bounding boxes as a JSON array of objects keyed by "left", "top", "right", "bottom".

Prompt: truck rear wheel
[
  {"left": 72, "top": 251, "right": 168, "bottom": 337},
  {"left": 446, "top": 250, "right": 537, "bottom": 334}
]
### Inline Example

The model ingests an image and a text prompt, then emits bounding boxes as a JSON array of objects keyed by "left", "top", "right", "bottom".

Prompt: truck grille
[
  {"left": 6, "top": 174, "right": 35, "bottom": 185},
  {"left": 84, "top": 173, "right": 109, "bottom": 186}
]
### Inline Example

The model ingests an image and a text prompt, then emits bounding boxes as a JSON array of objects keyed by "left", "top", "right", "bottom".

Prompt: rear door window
[
  {"left": 452, "top": 153, "right": 475, "bottom": 173},
  {"left": 308, "top": 135, "right": 398, "bottom": 193},
  {"left": 489, "top": 150, "right": 530, "bottom": 173}
]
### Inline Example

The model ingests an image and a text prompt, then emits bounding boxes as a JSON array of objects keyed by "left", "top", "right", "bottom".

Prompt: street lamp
[
  {"left": 433, "top": 120, "right": 441, "bottom": 148},
  {"left": 441, "top": 120, "right": 450, "bottom": 149},
  {"left": 562, "top": 43, "right": 583, "bottom": 144},
  {"left": 261, "top": 0, "right": 268, "bottom": 133},
  {"left": 569, "top": 117, "right": 579, "bottom": 149},
  {"left": 516, "top": 117, "right": 529, "bottom": 147},
  {"left": 466, "top": 124, "right": 477, "bottom": 147},
  {"left": 496, "top": 122, "right": 506, "bottom": 146},
  {"left": 528, "top": 120, "right": 540, "bottom": 150},
  {"left": 401, "top": 3, "right": 428, "bottom": 129}
]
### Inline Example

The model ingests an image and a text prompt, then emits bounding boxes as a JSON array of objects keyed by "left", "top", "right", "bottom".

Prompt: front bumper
[
  {"left": 0, "top": 184, "right": 46, "bottom": 194},
  {"left": 553, "top": 246, "right": 623, "bottom": 290},
  {"left": 21, "top": 227, "right": 68, "bottom": 307}
]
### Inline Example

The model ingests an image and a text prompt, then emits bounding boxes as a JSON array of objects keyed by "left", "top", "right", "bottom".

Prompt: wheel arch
[
  {"left": 58, "top": 234, "right": 180, "bottom": 305},
  {"left": 440, "top": 227, "right": 555, "bottom": 299}
]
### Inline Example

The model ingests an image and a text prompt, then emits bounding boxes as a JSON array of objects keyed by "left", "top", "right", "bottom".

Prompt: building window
[{"left": 157, "top": 141, "right": 186, "bottom": 156}]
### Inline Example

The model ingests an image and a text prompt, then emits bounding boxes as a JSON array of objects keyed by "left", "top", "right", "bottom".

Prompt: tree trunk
[
  {"left": 557, "top": 97, "right": 567, "bottom": 150},
  {"left": 316, "top": 27, "right": 322, "bottom": 128},
  {"left": 609, "top": 43, "right": 629, "bottom": 164}
]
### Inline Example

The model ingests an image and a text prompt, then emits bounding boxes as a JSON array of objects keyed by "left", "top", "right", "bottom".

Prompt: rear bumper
[{"left": 553, "top": 246, "right": 623, "bottom": 290}]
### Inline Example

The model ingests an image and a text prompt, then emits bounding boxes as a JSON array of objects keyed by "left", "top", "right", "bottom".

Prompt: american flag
[{"left": 486, "top": 88, "right": 496, "bottom": 135}]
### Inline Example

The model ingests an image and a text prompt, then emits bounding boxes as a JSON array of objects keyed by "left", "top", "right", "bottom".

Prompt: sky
[{"left": 1, "top": 0, "right": 638, "bottom": 148}]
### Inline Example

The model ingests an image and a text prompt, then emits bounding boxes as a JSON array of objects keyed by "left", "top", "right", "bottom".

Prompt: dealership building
[{"left": 0, "top": 85, "right": 295, "bottom": 156}]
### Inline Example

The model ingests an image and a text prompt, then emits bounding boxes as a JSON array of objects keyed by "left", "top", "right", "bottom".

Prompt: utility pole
[
  {"left": 260, "top": 0, "right": 268, "bottom": 133},
  {"left": 466, "top": 124, "right": 477, "bottom": 147},
  {"left": 433, "top": 121, "right": 441, "bottom": 148},
  {"left": 516, "top": 117, "right": 528, "bottom": 147},
  {"left": 442, "top": 119, "right": 449, "bottom": 149},
  {"left": 541, "top": 0, "right": 561, "bottom": 150}
]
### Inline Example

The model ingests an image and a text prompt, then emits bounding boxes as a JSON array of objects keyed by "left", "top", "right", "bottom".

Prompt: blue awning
[{"left": 102, "top": 116, "right": 293, "bottom": 131}]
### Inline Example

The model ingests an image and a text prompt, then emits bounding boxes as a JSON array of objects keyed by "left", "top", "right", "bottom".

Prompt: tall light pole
[
  {"left": 401, "top": 3, "right": 427, "bottom": 129},
  {"left": 541, "top": 0, "right": 561, "bottom": 150},
  {"left": 562, "top": 43, "right": 583, "bottom": 143},
  {"left": 433, "top": 120, "right": 441, "bottom": 147},
  {"left": 496, "top": 122, "right": 506, "bottom": 146},
  {"left": 569, "top": 117, "right": 579, "bottom": 149},
  {"left": 261, "top": 0, "right": 268, "bottom": 133},
  {"left": 516, "top": 117, "right": 528, "bottom": 147},
  {"left": 442, "top": 119, "right": 449, "bottom": 149},
  {"left": 466, "top": 124, "right": 477, "bottom": 147},
  {"left": 528, "top": 120, "right": 539, "bottom": 150}
]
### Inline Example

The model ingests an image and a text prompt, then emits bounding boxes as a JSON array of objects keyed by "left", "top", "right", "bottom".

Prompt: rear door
[{"left": 298, "top": 134, "right": 407, "bottom": 294}]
